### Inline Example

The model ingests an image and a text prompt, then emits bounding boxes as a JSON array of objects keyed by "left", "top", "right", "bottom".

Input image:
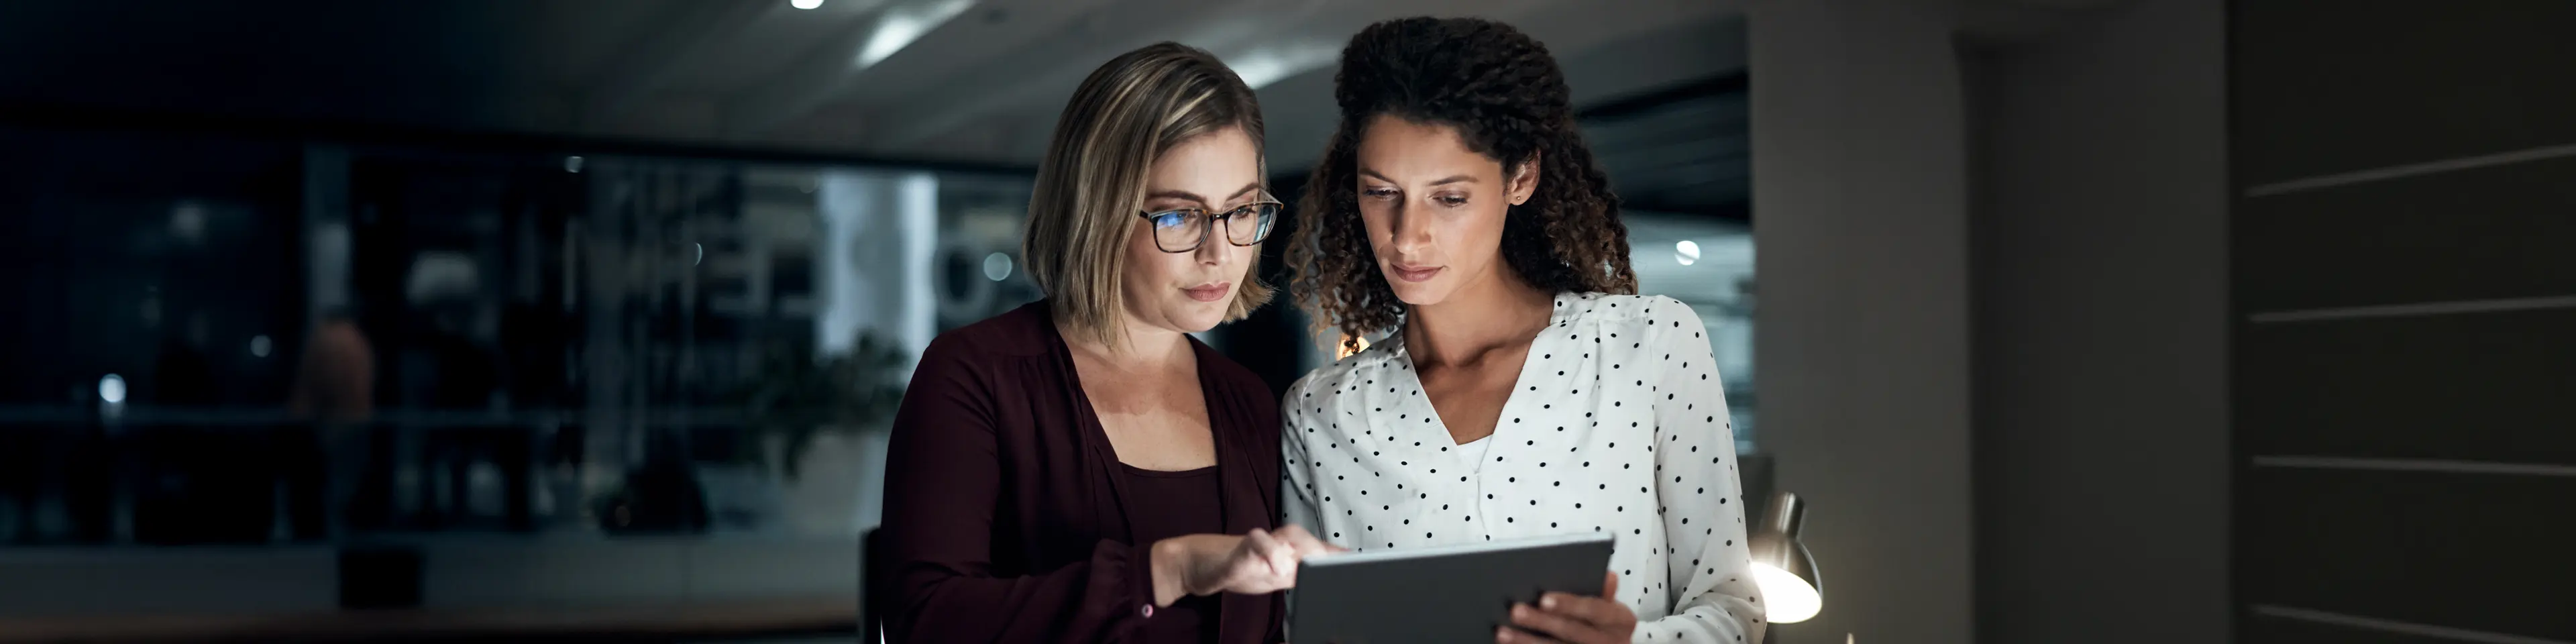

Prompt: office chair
[{"left": 860, "top": 526, "right": 885, "bottom": 643}]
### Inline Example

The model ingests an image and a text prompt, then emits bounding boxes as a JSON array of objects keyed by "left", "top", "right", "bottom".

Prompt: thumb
[
  {"left": 1242, "top": 529, "right": 1287, "bottom": 572},
  {"left": 1603, "top": 570, "right": 1621, "bottom": 600}
]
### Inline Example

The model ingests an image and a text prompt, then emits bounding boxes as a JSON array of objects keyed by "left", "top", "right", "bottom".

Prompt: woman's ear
[{"left": 1509, "top": 151, "right": 1543, "bottom": 205}]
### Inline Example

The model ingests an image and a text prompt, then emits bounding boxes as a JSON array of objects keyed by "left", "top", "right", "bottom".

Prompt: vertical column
[
  {"left": 815, "top": 170, "right": 939, "bottom": 362},
  {"left": 1747, "top": 0, "right": 1972, "bottom": 642},
  {"left": 1965, "top": 2, "right": 2229, "bottom": 643},
  {"left": 812, "top": 168, "right": 938, "bottom": 535},
  {"left": 303, "top": 144, "right": 353, "bottom": 327}
]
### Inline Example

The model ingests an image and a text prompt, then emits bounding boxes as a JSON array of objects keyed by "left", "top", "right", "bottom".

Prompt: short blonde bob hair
[{"left": 1021, "top": 42, "right": 1272, "bottom": 349}]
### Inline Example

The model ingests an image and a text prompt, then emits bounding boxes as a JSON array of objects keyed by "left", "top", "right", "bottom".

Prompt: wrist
[{"left": 1147, "top": 537, "right": 1189, "bottom": 606}]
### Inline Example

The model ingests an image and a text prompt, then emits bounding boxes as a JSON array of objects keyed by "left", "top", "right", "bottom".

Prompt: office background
[{"left": 1, "top": 1, "right": 2568, "bottom": 643}]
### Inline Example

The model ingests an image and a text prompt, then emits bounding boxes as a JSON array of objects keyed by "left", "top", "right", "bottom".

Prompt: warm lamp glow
[
  {"left": 1336, "top": 334, "right": 1371, "bottom": 360},
  {"left": 1752, "top": 561, "right": 1822, "bottom": 623},
  {"left": 1748, "top": 490, "right": 1824, "bottom": 624}
]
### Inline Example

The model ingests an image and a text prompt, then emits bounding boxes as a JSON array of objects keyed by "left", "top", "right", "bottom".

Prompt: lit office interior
[
  {"left": 0, "top": 1, "right": 1753, "bottom": 640},
  {"left": 5, "top": 1, "right": 2569, "bottom": 643}
]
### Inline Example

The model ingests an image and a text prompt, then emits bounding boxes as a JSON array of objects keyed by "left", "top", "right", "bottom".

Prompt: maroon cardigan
[{"left": 878, "top": 301, "right": 1285, "bottom": 643}]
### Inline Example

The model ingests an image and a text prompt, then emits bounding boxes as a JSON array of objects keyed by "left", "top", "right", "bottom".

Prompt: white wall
[
  {"left": 1746, "top": 1, "right": 1974, "bottom": 642},
  {"left": 816, "top": 169, "right": 939, "bottom": 362},
  {"left": 1964, "top": 1, "right": 2230, "bottom": 643}
]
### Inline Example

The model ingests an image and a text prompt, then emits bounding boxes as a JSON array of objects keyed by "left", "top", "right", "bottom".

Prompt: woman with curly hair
[{"left": 1280, "top": 17, "right": 1764, "bottom": 644}]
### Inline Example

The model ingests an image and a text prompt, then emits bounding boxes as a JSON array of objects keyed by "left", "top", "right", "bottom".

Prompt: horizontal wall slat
[
  {"left": 2236, "top": 157, "right": 2576, "bottom": 313},
  {"left": 2241, "top": 468, "right": 2576, "bottom": 639},
  {"left": 2247, "top": 612, "right": 2485, "bottom": 644},
  {"left": 2233, "top": 0, "right": 2576, "bottom": 184},
  {"left": 2252, "top": 605, "right": 2576, "bottom": 644},
  {"left": 2239, "top": 308, "right": 2576, "bottom": 463}
]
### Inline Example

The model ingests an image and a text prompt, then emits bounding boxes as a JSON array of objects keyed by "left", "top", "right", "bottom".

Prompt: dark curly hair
[{"left": 1286, "top": 16, "right": 1635, "bottom": 351}]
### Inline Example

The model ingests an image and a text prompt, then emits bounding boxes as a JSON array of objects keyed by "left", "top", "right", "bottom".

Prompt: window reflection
[
  {"left": 0, "top": 126, "right": 1032, "bottom": 545},
  {"left": 1628, "top": 213, "right": 1757, "bottom": 454}
]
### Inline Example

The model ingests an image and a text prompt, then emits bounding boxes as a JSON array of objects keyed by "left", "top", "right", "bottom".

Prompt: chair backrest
[{"left": 859, "top": 526, "right": 885, "bottom": 642}]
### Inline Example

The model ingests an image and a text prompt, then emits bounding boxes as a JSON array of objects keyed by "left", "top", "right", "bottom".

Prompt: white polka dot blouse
[{"left": 1282, "top": 292, "right": 1766, "bottom": 643}]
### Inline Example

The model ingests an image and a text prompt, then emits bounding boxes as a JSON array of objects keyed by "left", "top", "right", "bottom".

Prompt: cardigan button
[{"left": 1140, "top": 604, "right": 1155, "bottom": 618}]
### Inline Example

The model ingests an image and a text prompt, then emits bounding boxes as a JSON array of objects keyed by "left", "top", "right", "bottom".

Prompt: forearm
[
  {"left": 890, "top": 539, "right": 1155, "bottom": 643},
  {"left": 1636, "top": 598, "right": 1762, "bottom": 643}
]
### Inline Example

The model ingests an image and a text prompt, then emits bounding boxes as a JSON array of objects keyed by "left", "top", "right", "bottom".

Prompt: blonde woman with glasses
[{"left": 879, "top": 42, "right": 1334, "bottom": 644}]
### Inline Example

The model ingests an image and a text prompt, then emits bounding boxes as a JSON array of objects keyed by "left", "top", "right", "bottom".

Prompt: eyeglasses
[{"left": 1136, "top": 199, "right": 1281, "bottom": 253}]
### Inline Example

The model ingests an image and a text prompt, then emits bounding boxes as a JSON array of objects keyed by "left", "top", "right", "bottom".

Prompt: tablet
[{"left": 1287, "top": 533, "right": 1616, "bottom": 644}]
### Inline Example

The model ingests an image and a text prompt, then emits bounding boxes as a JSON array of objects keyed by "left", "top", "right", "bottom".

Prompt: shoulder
[
  {"left": 1191, "top": 343, "right": 1285, "bottom": 462},
  {"left": 1284, "top": 337, "right": 1402, "bottom": 417},
  {"left": 918, "top": 302, "right": 1054, "bottom": 368},
  {"left": 1555, "top": 292, "right": 1700, "bottom": 327},
  {"left": 1193, "top": 343, "right": 1277, "bottom": 413},
  {"left": 908, "top": 303, "right": 1056, "bottom": 397}
]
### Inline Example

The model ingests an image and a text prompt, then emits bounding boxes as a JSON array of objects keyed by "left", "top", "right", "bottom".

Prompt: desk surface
[{"left": 0, "top": 596, "right": 855, "bottom": 643}]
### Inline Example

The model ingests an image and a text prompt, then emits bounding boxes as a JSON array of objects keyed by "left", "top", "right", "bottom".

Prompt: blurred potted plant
[
  {"left": 729, "top": 331, "right": 913, "bottom": 479},
  {"left": 603, "top": 331, "right": 910, "bottom": 535}
]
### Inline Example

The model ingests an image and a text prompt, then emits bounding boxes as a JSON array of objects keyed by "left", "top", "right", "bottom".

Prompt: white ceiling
[{"left": 0, "top": 0, "right": 1750, "bottom": 168}]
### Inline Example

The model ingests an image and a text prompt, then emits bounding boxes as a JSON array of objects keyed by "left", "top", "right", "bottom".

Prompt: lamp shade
[{"left": 1746, "top": 491, "right": 1821, "bottom": 623}]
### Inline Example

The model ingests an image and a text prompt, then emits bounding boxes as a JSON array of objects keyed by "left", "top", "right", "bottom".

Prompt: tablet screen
[{"left": 1289, "top": 533, "right": 1615, "bottom": 644}]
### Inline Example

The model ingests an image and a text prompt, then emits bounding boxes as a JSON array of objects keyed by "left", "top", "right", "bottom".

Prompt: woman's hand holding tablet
[
  {"left": 1287, "top": 533, "right": 1617, "bottom": 644},
  {"left": 1501, "top": 571, "right": 1639, "bottom": 643}
]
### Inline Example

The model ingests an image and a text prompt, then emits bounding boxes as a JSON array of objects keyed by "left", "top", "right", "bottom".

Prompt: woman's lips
[
  {"left": 1184, "top": 282, "right": 1232, "bottom": 302},
  {"left": 1390, "top": 263, "right": 1443, "bottom": 283}
]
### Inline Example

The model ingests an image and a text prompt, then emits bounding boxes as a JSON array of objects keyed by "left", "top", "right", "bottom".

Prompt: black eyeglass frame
[{"left": 1135, "top": 198, "right": 1283, "bottom": 253}]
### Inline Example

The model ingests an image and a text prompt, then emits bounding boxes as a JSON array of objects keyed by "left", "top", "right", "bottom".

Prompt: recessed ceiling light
[
  {"left": 853, "top": 0, "right": 977, "bottom": 69},
  {"left": 983, "top": 252, "right": 1013, "bottom": 282},
  {"left": 1226, "top": 41, "right": 1341, "bottom": 90},
  {"left": 1675, "top": 239, "right": 1701, "bottom": 266},
  {"left": 792, "top": 0, "right": 824, "bottom": 9}
]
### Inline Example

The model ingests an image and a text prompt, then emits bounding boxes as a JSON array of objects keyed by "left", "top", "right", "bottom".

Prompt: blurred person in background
[
  {"left": 878, "top": 42, "right": 1332, "bottom": 643},
  {"left": 1281, "top": 17, "right": 1764, "bottom": 644},
  {"left": 286, "top": 309, "right": 376, "bottom": 537}
]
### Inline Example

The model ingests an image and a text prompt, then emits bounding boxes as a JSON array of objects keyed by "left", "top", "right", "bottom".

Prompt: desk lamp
[{"left": 1747, "top": 491, "right": 1822, "bottom": 623}]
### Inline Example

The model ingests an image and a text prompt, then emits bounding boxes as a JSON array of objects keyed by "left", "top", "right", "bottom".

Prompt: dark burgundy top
[
  {"left": 879, "top": 301, "right": 1284, "bottom": 644},
  {"left": 1117, "top": 464, "right": 1226, "bottom": 643}
]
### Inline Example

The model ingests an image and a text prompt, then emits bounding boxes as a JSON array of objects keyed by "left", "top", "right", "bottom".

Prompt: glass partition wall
[{"left": 0, "top": 126, "right": 1034, "bottom": 546}]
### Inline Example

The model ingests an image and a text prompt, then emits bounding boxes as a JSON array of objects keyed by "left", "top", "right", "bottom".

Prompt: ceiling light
[
  {"left": 1674, "top": 239, "right": 1701, "bottom": 266},
  {"left": 564, "top": 156, "right": 584, "bottom": 173},
  {"left": 854, "top": 0, "right": 978, "bottom": 70},
  {"left": 99, "top": 374, "right": 126, "bottom": 405},
  {"left": 250, "top": 335, "right": 272, "bottom": 358},
  {"left": 792, "top": 0, "right": 824, "bottom": 8},
  {"left": 1227, "top": 41, "right": 1340, "bottom": 90}
]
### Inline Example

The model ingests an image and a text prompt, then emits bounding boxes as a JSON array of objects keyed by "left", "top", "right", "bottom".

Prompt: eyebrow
[
  {"left": 1145, "top": 182, "right": 1265, "bottom": 206},
  {"left": 1358, "top": 168, "right": 1479, "bottom": 186}
]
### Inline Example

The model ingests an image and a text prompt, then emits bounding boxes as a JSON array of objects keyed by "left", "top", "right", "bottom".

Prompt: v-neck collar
[
  {"left": 1383, "top": 292, "right": 1578, "bottom": 460},
  {"left": 1034, "top": 303, "right": 1275, "bottom": 641}
]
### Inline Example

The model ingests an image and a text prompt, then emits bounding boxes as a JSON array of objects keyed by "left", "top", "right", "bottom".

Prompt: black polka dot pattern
[{"left": 1278, "top": 293, "right": 1764, "bottom": 641}]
